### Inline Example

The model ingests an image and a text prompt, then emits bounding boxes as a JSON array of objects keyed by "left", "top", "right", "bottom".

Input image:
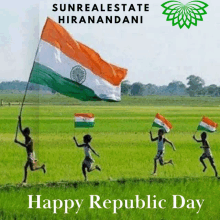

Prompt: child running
[
  {"left": 73, "top": 135, "right": 101, "bottom": 181},
  {"left": 14, "top": 116, "right": 46, "bottom": 184},
  {"left": 150, "top": 129, "right": 176, "bottom": 175},
  {"left": 193, "top": 132, "right": 218, "bottom": 177}
]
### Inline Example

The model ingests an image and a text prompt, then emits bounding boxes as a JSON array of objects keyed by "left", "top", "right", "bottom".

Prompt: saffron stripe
[{"left": 41, "top": 18, "right": 127, "bottom": 86}]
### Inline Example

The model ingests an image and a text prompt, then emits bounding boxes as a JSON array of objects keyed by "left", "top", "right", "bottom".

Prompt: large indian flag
[
  {"left": 30, "top": 18, "right": 127, "bottom": 102},
  {"left": 197, "top": 116, "right": 218, "bottom": 133},
  {"left": 74, "top": 113, "right": 95, "bottom": 128},
  {"left": 152, "top": 113, "right": 173, "bottom": 133}
]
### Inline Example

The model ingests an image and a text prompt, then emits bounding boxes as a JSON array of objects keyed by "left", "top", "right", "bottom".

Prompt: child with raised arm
[
  {"left": 193, "top": 132, "right": 218, "bottom": 177},
  {"left": 150, "top": 129, "right": 176, "bottom": 175},
  {"left": 73, "top": 134, "right": 101, "bottom": 181},
  {"left": 14, "top": 116, "right": 46, "bottom": 184}
]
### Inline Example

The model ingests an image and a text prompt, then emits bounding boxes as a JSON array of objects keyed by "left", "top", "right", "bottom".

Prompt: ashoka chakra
[{"left": 70, "top": 65, "right": 86, "bottom": 84}]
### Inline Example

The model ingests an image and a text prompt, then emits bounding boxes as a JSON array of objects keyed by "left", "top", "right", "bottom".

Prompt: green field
[
  {"left": 0, "top": 96, "right": 220, "bottom": 219},
  {"left": 1, "top": 93, "right": 220, "bottom": 106}
]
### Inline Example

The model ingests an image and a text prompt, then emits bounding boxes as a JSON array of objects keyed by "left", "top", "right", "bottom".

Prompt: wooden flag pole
[
  {"left": 73, "top": 114, "right": 76, "bottom": 138},
  {"left": 15, "top": 65, "right": 34, "bottom": 139},
  {"left": 150, "top": 114, "right": 157, "bottom": 132},
  {"left": 193, "top": 124, "right": 199, "bottom": 136},
  {"left": 74, "top": 119, "right": 76, "bottom": 138},
  {"left": 149, "top": 125, "right": 153, "bottom": 133},
  {"left": 193, "top": 130, "right": 197, "bottom": 136},
  {"left": 15, "top": 44, "right": 40, "bottom": 139}
]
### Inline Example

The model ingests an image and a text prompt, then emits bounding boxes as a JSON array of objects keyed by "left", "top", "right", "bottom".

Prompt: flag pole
[
  {"left": 73, "top": 114, "right": 77, "bottom": 139},
  {"left": 15, "top": 17, "right": 49, "bottom": 139},
  {"left": 193, "top": 124, "right": 199, "bottom": 136},
  {"left": 150, "top": 114, "right": 157, "bottom": 132},
  {"left": 15, "top": 43, "right": 40, "bottom": 139},
  {"left": 74, "top": 120, "right": 76, "bottom": 138},
  {"left": 193, "top": 130, "right": 197, "bottom": 136},
  {"left": 149, "top": 117, "right": 154, "bottom": 132}
]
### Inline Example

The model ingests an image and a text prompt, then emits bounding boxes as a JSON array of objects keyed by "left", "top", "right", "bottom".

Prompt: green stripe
[
  {"left": 152, "top": 122, "right": 163, "bottom": 129},
  {"left": 152, "top": 122, "right": 169, "bottom": 133},
  {"left": 197, "top": 125, "right": 214, "bottom": 133},
  {"left": 75, "top": 122, "right": 94, "bottom": 128},
  {"left": 30, "top": 62, "right": 102, "bottom": 101}
]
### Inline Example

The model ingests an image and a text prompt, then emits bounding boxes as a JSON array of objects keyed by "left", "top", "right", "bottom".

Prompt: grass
[
  {"left": 0, "top": 96, "right": 220, "bottom": 219},
  {"left": 1, "top": 93, "right": 220, "bottom": 106},
  {"left": 0, "top": 178, "right": 220, "bottom": 220}
]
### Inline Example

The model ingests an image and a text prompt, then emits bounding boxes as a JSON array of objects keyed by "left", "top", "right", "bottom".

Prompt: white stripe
[
  {"left": 199, "top": 121, "right": 216, "bottom": 132},
  {"left": 154, "top": 118, "right": 170, "bottom": 132},
  {"left": 75, "top": 117, "right": 94, "bottom": 123},
  {"left": 35, "top": 40, "right": 121, "bottom": 101}
]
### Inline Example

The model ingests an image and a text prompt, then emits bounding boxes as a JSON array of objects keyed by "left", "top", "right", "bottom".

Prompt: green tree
[
  {"left": 166, "top": 81, "right": 186, "bottom": 95},
  {"left": 144, "top": 84, "right": 158, "bottom": 95},
  {"left": 121, "top": 80, "right": 131, "bottom": 95},
  {"left": 217, "top": 87, "right": 220, "bottom": 97},
  {"left": 131, "top": 82, "right": 145, "bottom": 96},
  {"left": 186, "top": 75, "right": 205, "bottom": 97},
  {"left": 207, "top": 84, "right": 218, "bottom": 97}
]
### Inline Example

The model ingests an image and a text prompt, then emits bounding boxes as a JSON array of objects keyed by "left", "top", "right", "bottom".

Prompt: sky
[{"left": 0, "top": 0, "right": 220, "bottom": 86}]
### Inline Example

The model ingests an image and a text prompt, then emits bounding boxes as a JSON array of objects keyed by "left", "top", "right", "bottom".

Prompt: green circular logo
[{"left": 161, "top": 1, "right": 209, "bottom": 29}]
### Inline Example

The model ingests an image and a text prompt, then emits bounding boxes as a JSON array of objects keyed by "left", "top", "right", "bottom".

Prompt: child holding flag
[
  {"left": 193, "top": 116, "right": 218, "bottom": 177},
  {"left": 14, "top": 116, "right": 46, "bottom": 184},
  {"left": 150, "top": 129, "right": 176, "bottom": 175},
  {"left": 73, "top": 135, "right": 101, "bottom": 181},
  {"left": 193, "top": 132, "right": 218, "bottom": 177}
]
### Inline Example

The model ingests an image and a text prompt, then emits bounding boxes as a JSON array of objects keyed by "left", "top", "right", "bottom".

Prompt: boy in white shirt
[
  {"left": 73, "top": 134, "right": 101, "bottom": 181},
  {"left": 150, "top": 129, "right": 176, "bottom": 175},
  {"left": 193, "top": 132, "right": 218, "bottom": 177}
]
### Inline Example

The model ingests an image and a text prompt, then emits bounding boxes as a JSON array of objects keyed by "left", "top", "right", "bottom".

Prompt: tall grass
[{"left": 0, "top": 103, "right": 220, "bottom": 219}]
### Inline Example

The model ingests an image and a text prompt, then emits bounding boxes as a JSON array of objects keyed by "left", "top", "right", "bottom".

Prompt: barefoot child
[
  {"left": 14, "top": 116, "right": 46, "bottom": 183},
  {"left": 150, "top": 129, "right": 176, "bottom": 175},
  {"left": 193, "top": 132, "right": 218, "bottom": 177},
  {"left": 73, "top": 135, "right": 101, "bottom": 181}
]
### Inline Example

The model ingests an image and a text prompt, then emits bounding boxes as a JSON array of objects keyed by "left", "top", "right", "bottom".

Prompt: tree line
[
  {"left": 122, "top": 75, "right": 220, "bottom": 97},
  {"left": 0, "top": 81, "right": 56, "bottom": 94},
  {"left": 0, "top": 75, "right": 220, "bottom": 97}
]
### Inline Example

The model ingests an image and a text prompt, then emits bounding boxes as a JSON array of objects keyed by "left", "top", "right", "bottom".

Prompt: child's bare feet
[
  {"left": 203, "top": 167, "right": 207, "bottom": 172},
  {"left": 151, "top": 172, "right": 157, "bottom": 176},
  {"left": 95, "top": 165, "right": 101, "bottom": 171},
  {"left": 42, "top": 164, "right": 46, "bottom": 173},
  {"left": 169, "top": 160, "right": 174, "bottom": 165}
]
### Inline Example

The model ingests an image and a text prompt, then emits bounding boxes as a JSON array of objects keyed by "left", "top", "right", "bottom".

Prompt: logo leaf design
[{"left": 161, "top": 1, "right": 209, "bottom": 29}]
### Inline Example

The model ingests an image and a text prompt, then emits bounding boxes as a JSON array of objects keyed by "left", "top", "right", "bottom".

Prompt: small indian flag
[
  {"left": 197, "top": 116, "right": 218, "bottom": 133},
  {"left": 74, "top": 113, "right": 95, "bottom": 128},
  {"left": 30, "top": 18, "right": 127, "bottom": 102},
  {"left": 152, "top": 113, "right": 173, "bottom": 133}
]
